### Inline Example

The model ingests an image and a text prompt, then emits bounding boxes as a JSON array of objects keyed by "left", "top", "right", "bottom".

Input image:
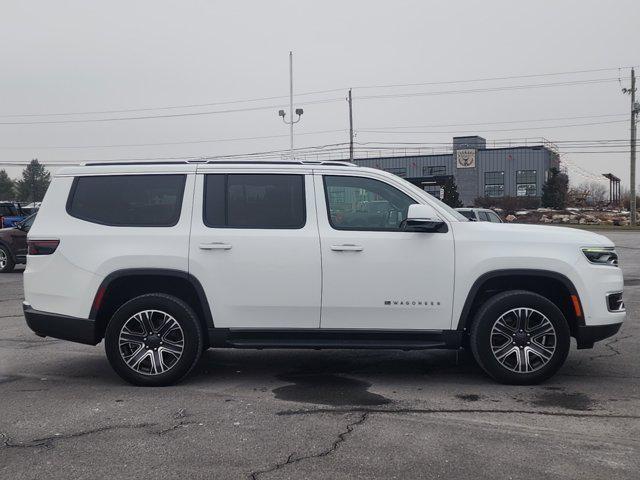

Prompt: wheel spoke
[
  {"left": 139, "top": 311, "right": 155, "bottom": 335},
  {"left": 527, "top": 342, "right": 554, "bottom": 362},
  {"left": 119, "top": 332, "right": 145, "bottom": 345},
  {"left": 125, "top": 347, "right": 150, "bottom": 369},
  {"left": 493, "top": 320, "right": 516, "bottom": 338},
  {"left": 527, "top": 323, "right": 554, "bottom": 339},
  {"left": 151, "top": 350, "right": 166, "bottom": 374},
  {"left": 157, "top": 316, "right": 178, "bottom": 338},
  {"left": 493, "top": 342, "right": 516, "bottom": 361},
  {"left": 161, "top": 340, "right": 183, "bottom": 355},
  {"left": 517, "top": 347, "right": 529, "bottom": 372}
]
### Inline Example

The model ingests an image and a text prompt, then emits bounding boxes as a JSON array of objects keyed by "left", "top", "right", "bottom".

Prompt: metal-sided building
[{"left": 353, "top": 136, "right": 560, "bottom": 206}]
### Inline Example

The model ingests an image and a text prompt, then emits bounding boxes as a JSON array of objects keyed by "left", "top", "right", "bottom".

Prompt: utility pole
[
  {"left": 278, "top": 51, "right": 303, "bottom": 160},
  {"left": 623, "top": 68, "right": 639, "bottom": 224},
  {"left": 348, "top": 88, "right": 354, "bottom": 162},
  {"left": 630, "top": 69, "right": 638, "bottom": 225}
]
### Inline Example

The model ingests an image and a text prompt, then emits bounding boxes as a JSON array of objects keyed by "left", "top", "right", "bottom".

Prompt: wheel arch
[
  {"left": 90, "top": 268, "right": 213, "bottom": 344},
  {"left": 457, "top": 269, "right": 583, "bottom": 336}
]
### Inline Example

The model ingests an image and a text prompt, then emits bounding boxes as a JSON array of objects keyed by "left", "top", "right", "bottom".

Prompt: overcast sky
[{"left": 1, "top": 0, "right": 638, "bottom": 187}]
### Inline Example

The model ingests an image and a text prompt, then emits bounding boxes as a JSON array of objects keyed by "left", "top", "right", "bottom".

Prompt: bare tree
[{"left": 577, "top": 181, "right": 608, "bottom": 205}]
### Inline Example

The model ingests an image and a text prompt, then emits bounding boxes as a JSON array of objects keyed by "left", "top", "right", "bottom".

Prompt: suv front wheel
[
  {"left": 470, "top": 290, "right": 570, "bottom": 385},
  {"left": 105, "top": 293, "right": 204, "bottom": 386}
]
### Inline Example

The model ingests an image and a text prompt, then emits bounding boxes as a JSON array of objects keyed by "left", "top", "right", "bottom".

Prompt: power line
[
  {"left": 0, "top": 129, "right": 347, "bottom": 150},
  {"left": 359, "top": 113, "right": 627, "bottom": 131},
  {"left": 352, "top": 66, "right": 635, "bottom": 90},
  {"left": 0, "top": 97, "right": 344, "bottom": 126},
  {"left": 0, "top": 76, "right": 631, "bottom": 125},
  {"left": 359, "top": 119, "right": 628, "bottom": 135},
  {"left": 1, "top": 66, "right": 632, "bottom": 119},
  {"left": 356, "top": 77, "right": 627, "bottom": 101},
  {"left": 0, "top": 113, "right": 628, "bottom": 150}
]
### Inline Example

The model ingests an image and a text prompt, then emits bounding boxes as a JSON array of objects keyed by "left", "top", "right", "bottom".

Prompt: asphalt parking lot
[{"left": 1, "top": 231, "right": 638, "bottom": 479}]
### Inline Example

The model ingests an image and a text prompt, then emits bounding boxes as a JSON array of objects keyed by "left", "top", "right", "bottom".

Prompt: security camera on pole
[{"left": 278, "top": 51, "right": 304, "bottom": 161}]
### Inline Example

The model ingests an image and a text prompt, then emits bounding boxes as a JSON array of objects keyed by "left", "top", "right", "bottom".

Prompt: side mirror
[{"left": 402, "top": 204, "right": 446, "bottom": 233}]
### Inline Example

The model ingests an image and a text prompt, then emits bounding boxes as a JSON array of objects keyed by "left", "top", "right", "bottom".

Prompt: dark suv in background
[{"left": 0, "top": 213, "right": 36, "bottom": 273}]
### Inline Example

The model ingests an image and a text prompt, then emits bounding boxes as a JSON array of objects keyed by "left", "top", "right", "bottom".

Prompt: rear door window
[
  {"left": 204, "top": 174, "right": 306, "bottom": 229},
  {"left": 67, "top": 174, "right": 186, "bottom": 226}
]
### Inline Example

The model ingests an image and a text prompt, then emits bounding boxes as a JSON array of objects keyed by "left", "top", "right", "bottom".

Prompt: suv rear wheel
[
  {"left": 105, "top": 293, "right": 204, "bottom": 386},
  {"left": 470, "top": 290, "right": 570, "bottom": 385}
]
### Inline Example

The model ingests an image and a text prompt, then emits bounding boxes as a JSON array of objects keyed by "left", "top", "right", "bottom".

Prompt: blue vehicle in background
[{"left": 0, "top": 202, "right": 27, "bottom": 229}]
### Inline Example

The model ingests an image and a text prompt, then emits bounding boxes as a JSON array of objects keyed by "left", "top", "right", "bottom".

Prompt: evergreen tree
[
  {"left": 15, "top": 159, "right": 51, "bottom": 203},
  {"left": 541, "top": 167, "right": 569, "bottom": 209},
  {"left": 442, "top": 176, "right": 463, "bottom": 208},
  {"left": 0, "top": 169, "right": 15, "bottom": 200}
]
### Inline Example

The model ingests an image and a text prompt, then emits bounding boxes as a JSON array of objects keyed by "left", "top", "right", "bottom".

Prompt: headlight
[{"left": 582, "top": 247, "right": 618, "bottom": 266}]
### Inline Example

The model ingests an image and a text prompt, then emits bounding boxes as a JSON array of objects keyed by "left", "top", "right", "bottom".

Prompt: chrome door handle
[
  {"left": 199, "top": 242, "right": 232, "bottom": 250},
  {"left": 330, "top": 244, "right": 363, "bottom": 252}
]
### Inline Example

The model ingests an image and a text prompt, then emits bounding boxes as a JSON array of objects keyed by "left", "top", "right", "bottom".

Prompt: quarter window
[
  {"left": 204, "top": 174, "right": 305, "bottom": 229},
  {"left": 324, "top": 175, "right": 417, "bottom": 231},
  {"left": 484, "top": 171, "right": 504, "bottom": 198},
  {"left": 67, "top": 175, "right": 186, "bottom": 226},
  {"left": 516, "top": 170, "right": 537, "bottom": 197}
]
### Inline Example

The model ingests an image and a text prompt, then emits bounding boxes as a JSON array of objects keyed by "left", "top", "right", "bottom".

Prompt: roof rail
[{"left": 82, "top": 159, "right": 357, "bottom": 167}]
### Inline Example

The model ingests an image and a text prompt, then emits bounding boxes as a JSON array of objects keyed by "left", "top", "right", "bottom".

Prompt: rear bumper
[
  {"left": 23, "top": 302, "right": 100, "bottom": 345},
  {"left": 575, "top": 322, "right": 622, "bottom": 349}
]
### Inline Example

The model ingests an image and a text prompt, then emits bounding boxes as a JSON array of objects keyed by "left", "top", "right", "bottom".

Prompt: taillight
[{"left": 28, "top": 240, "right": 60, "bottom": 255}]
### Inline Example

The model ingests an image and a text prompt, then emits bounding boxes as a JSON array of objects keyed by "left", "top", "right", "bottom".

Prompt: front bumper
[
  {"left": 23, "top": 303, "right": 100, "bottom": 345},
  {"left": 575, "top": 322, "right": 622, "bottom": 349}
]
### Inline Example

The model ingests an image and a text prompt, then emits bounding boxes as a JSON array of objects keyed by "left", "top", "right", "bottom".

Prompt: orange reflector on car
[{"left": 571, "top": 294, "right": 583, "bottom": 318}]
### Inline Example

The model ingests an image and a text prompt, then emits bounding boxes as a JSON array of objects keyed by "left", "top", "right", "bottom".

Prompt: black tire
[
  {"left": 0, "top": 245, "right": 15, "bottom": 273},
  {"left": 470, "top": 290, "right": 570, "bottom": 385},
  {"left": 105, "top": 293, "right": 204, "bottom": 386}
]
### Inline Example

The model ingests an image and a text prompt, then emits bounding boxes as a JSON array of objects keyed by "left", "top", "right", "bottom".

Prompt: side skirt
[{"left": 208, "top": 328, "right": 464, "bottom": 350}]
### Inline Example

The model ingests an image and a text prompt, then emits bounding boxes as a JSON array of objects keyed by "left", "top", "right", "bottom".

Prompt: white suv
[{"left": 23, "top": 161, "right": 625, "bottom": 386}]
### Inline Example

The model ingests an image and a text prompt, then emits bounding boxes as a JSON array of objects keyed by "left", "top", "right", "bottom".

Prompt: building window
[
  {"left": 423, "top": 186, "right": 442, "bottom": 199},
  {"left": 516, "top": 170, "right": 537, "bottom": 197},
  {"left": 423, "top": 165, "right": 446, "bottom": 175},
  {"left": 384, "top": 167, "right": 407, "bottom": 178},
  {"left": 484, "top": 171, "right": 504, "bottom": 198}
]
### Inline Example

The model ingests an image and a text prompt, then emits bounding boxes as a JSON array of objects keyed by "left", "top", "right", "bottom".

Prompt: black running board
[{"left": 208, "top": 328, "right": 463, "bottom": 350}]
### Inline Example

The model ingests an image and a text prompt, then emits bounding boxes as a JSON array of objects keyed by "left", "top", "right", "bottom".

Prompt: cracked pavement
[{"left": 1, "top": 231, "right": 638, "bottom": 479}]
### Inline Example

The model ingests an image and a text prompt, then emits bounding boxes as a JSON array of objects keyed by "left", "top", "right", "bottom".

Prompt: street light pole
[
  {"left": 278, "top": 51, "right": 303, "bottom": 160},
  {"left": 289, "top": 51, "right": 294, "bottom": 160}
]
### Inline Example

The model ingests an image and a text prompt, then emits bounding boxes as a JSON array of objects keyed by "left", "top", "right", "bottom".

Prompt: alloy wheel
[
  {"left": 118, "top": 309, "right": 185, "bottom": 375},
  {"left": 490, "top": 307, "right": 557, "bottom": 373},
  {"left": 0, "top": 249, "right": 6, "bottom": 269}
]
